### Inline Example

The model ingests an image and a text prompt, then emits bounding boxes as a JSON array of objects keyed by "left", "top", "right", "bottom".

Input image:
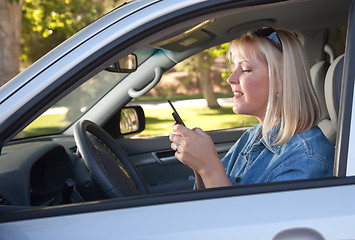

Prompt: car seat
[
  {"left": 323, "top": 54, "right": 344, "bottom": 145},
  {"left": 310, "top": 45, "right": 336, "bottom": 144}
]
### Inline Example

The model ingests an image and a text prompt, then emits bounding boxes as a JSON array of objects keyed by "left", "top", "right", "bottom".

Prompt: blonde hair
[{"left": 230, "top": 29, "right": 321, "bottom": 146}]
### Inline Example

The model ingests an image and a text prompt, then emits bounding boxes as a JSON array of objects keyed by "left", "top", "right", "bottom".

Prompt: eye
[{"left": 242, "top": 69, "right": 252, "bottom": 73}]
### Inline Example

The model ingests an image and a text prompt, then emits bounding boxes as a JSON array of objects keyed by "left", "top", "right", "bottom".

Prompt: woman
[{"left": 169, "top": 27, "right": 334, "bottom": 189}]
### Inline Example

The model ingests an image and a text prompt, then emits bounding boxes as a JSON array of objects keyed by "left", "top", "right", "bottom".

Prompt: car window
[
  {"left": 133, "top": 44, "right": 259, "bottom": 138},
  {"left": 133, "top": 27, "right": 347, "bottom": 139},
  {"left": 13, "top": 47, "right": 157, "bottom": 140},
  {"left": 327, "top": 27, "right": 347, "bottom": 60},
  {"left": 13, "top": 71, "right": 126, "bottom": 140}
]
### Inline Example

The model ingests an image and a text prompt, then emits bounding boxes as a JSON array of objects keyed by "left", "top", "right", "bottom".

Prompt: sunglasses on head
[{"left": 253, "top": 27, "right": 283, "bottom": 53}]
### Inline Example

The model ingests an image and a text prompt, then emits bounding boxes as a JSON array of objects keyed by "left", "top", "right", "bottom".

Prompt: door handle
[
  {"left": 273, "top": 227, "right": 325, "bottom": 240},
  {"left": 152, "top": 150, "right": 178, "bottom": 164}
]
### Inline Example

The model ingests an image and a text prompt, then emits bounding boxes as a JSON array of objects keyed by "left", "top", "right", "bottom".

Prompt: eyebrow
[{"left": 238, "top": 60, "right": 250, "bottom": 64}]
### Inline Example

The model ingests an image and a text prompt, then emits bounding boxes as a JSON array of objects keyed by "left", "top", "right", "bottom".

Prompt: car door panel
[
  {"left": 1, "top": 179, "right": 355, "bottom": 240},
  {"left": 1, "top": 0, "right": 354, "bottom": 238},
  {"left": 117, "top": 128, "right": 245, "bottom": 192}
]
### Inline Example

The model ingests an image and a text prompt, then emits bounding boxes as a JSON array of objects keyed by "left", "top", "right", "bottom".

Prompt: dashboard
[{"left": 0, "top": 139, "right": 75, "bottom": 206}]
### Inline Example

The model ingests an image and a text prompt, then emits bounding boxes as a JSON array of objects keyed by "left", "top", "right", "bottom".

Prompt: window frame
[{"left": 335, "top": 0, "right": 355, "bottom": 177}]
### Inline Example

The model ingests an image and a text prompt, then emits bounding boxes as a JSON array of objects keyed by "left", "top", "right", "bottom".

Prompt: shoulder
[
  {"left": 289, "top": 126, "right": 334, "bottom": 158},
  {"left": 267, "top": 153, "right": 334, "bottom": 182},
  {"left": 267, "top": 126, "right": 334, "bottom": 181}
]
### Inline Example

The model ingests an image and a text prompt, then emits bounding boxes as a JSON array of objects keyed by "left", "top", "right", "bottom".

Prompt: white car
[{"left": 0, "top": 0, "right": 355, "bottom": 239}]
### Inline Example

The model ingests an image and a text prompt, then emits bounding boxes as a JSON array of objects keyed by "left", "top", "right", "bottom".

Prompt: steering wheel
[{"left": 74, "top": 120, "right": 149, "bottom": 198}]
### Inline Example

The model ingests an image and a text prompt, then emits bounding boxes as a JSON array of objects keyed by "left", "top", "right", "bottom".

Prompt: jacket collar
[{"left": 255, "top": 124, "right": 282, "bottom": 154}]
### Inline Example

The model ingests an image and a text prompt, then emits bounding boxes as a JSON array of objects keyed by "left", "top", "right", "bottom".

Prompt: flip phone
[{"left": 167, "top": 100, "right": 185, "bottom": 126}]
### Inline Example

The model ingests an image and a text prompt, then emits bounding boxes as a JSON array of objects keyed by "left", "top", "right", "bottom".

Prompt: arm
[{"left": 194, "top": 170, "right": 205, "bottom": 189}]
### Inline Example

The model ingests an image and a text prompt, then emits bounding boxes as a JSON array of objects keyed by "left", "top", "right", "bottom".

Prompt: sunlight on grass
[
  {"left": 20, "top": 113, "right": 68, "bottom": 138},
  {"left": 20, "top": 102, "right": 259, "bottom": 138},
  {"left": 141, "top": 104, "right": 259, "bottom": 137}
]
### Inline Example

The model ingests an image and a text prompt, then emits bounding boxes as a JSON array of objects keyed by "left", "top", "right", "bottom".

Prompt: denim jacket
[{"left": 221, "top": 124, "right": 334, "bottom": 185}]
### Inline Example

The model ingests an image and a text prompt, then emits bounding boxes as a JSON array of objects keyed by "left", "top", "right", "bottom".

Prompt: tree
[
  {"left": 0, "top": 0, "right": 21, "bottom": 85},
  {"left": 195, "top": 51, "right": 220, "bottom": 109},
  {"left": 177, "top": 43, "right": 231, "bottom": 109},
  {"left": 0, "top": 0, "right": 128, "bottom": 85},
  {"left": 21, "top": 0, "right": 123, "bottom": 65}
]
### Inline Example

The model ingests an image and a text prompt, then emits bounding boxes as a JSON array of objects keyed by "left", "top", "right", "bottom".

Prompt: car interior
[{"left": 0, "top": 0, "right": 351, "bottom": 210}]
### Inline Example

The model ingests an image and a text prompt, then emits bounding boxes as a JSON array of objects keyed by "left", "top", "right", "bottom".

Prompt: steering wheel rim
[{"left": 74, "top": 120, "right": 149, "bottom": 198}]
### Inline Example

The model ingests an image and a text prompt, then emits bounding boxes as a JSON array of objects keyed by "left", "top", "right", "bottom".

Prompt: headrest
[{"left": 324, "top": 54, "right": 344, "bottom": 130}]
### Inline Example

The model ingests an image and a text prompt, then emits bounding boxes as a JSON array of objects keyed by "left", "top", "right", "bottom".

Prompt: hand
[
  {"left": 170, "top": 124, "right": 217, "bottom": 173},
  {"left": 169, "top": 124, "right": 232, "bottom": 188}
]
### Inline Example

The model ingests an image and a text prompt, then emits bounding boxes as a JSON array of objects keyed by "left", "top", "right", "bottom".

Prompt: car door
[
  {"left": 1, "top": 0, "right": 355, "bottom": 239},
  {"left": 118, "top": 123, "right": 245, "bottom": 193}
]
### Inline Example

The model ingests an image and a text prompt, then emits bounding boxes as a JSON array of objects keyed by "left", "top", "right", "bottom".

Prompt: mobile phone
[{"left": 167, "top": 100, "right": 185, "bottom": 126}]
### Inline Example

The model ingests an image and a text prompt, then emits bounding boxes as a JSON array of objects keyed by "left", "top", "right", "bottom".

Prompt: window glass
[
  {"left": 327, "top": 27, "right": 347, "bottom": 60},
  {"left": 134, "top": 44, "right": 259, "bottom": 138},
  {"left": 14, "top": 47, "right": 156, "bottom": 140}
]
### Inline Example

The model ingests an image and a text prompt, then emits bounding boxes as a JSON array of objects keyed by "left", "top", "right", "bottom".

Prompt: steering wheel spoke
[{"left": 74, "top": 120, "right": 149, "bottom": 199}]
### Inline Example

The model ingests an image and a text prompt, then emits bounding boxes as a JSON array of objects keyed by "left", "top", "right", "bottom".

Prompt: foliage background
[{"left": 20, "top": 0, "right": 127, "bottom": 66}]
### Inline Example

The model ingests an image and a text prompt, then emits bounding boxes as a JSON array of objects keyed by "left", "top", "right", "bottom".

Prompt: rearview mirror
[{"left": 106, "top": 54, "right": 138, "bottom": 73}]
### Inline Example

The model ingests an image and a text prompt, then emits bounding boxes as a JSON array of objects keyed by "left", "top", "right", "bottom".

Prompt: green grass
[
  {"left": 141, "top": 104, "right": 259, "bottom": 136},
  {"left": 132, "top": 93, "right": 234, "bottom": 102},
  {"left": 20, "top": 100, "right": 259, "bottom": 138},
  {"left": 20, "top": 113, "right": 68, "bottom": 138}
]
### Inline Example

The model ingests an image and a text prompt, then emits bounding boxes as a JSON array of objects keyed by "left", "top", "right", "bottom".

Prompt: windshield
[{"left": 14, "top": 47, "right": 156, "bottom": 139}]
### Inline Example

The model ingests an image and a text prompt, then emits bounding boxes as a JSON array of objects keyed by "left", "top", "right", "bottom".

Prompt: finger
[
  {"left": 171, "top": 122, "right": 178, "bottom": 128},
  {"left": 192, "top": 127, "right": 208, "bottom": 137},
  {"left": 172, "top": 130, "right": 183, "bottom": 137},
  {"left": 174, "top": 151, "right": 185, "bottom": 164},
  {"left": 175, "top": 150, "right": 180, "bottom": 161},
  {"left": 169, "top": 133, "right": 183, "bottom": 143},
  {"left": 171, "top": 122, "right": 183, "bottom": 137},
  {"left": 171, "top": 142, "right": 179, "bottom": 151},
  {"left": 192, "top": 127, "right": 203, "bottom": 133},
  {"left": 173, "top": 124, "right": 192, "bottom": 137},
  {"left": 169, "top": 133, "right": 175, "bottom": 141}
]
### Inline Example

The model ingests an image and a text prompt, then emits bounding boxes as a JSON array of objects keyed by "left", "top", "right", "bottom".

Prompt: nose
[{"left": 227, "top": 69, "right": 240, "bottom": 85}]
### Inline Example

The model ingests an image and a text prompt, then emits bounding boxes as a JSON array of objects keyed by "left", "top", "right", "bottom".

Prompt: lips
[{"left": 233, "top": 90, "right": 244, "bottom": 99}]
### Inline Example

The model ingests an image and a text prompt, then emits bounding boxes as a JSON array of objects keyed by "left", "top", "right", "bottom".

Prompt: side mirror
[
  {"left": 106, "top": 54, "right": 138, "bottom": 73},
  {"left": 119, "top": 106, "right": 145, "bottom": 136}
]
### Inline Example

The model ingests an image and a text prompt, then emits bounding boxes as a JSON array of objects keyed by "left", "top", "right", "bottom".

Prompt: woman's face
[{"left": 227, "top": 45, "right": 269, "bottom": 123}]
